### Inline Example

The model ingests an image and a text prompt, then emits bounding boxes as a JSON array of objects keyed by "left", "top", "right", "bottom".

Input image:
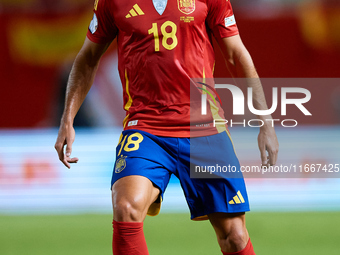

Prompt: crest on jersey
[
  {"left": 115, "top": 155, "right": 127, "bottom": 173},
  {"left": 153, "top": 0, "right": 168, "bottom": 15},
  {"left": 178, "top": 0, "right": 195, "bottom": 15}
]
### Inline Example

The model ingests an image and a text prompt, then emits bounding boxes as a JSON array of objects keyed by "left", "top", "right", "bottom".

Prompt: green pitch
[{"left": 0, "top": 212, "right": 339, "bottom": 255}]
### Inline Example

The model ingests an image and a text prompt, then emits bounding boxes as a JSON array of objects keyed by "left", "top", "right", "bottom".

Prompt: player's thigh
[
  {"left": 176, "top": 131, "right": 250, "bottom": 220},
  {"left": 112, "top": 175, "right": 160, "bottom": 222},
  {"left": 111, "top": 129, "right": 176, "bottom": 221}
]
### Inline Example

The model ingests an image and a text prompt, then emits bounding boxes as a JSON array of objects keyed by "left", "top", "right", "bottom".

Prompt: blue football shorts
[{"left": 111, "top": 129, "right": 250, "bottom": 220}]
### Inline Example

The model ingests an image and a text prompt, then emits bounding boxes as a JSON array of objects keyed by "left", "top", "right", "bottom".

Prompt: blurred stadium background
[{"left": 0, "top": 0, "right": 340, "bottom": 254}]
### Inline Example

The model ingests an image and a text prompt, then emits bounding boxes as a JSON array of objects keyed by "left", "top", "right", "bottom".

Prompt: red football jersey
[{"left": 87, "top": 0, "right": 239, "bottom": 137}]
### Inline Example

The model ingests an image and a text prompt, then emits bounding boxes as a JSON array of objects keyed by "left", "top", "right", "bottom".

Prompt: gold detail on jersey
[
  {"left": 148, "top": 21, "right": 178, "bottom": 52},
  {"left": 94, "top": 0, "right": 99, "bottom": 11},
  {"left": 122, "top": 69, "right": 133, "bottom": 129},
  {"left": 124, "top": 69, "right": 133, "bottom": 111},
  {"left": 126, "top": 4, "right": 145, "bottom": 18},
  {"left": 130, "top": 9, "right": 138, "bottom": 17},
  {"left": 133, "top": 4, "right": 145, "bottom": 15},
  {"left": 228, "top": 191, "right": 246, "bottom": 205},
  {"left": 122, "top": 70, "right": 133, "bottom": 129},
  {"left": 202, "top": 67, "right": 227, "bottom": 134},
  {"left": 123, "top": 114, "right": 130, "bottom": 128},
  {"left": 202, "top": 67, "right": 206, "bottom": 82},
  {"left": 178, "top": 0, "right": 195, "bottom": 15},
  {"left": 203, "top": 67, "right": 225, "bottom": 133},
  {"left": 161, "top": 21, "right": 178, "bottom": 50},
  {"left": 209, "top": 99, "right": 227, "bottom": 133},
  {"left": 180, "top": 16, "right": 194, "bottom": 23},
  {"left": 148, "top": 23, "right": 160, "bottom": 51}
]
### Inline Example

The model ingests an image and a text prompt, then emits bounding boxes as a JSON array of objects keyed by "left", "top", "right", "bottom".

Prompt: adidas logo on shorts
[{"left": 228, "top": 191, "right": 245, "bottom": 204}]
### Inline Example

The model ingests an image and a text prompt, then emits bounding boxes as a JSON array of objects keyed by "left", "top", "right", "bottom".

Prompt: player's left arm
[{"left": 216, "top": 35, "right": 279, "bottom": 167}]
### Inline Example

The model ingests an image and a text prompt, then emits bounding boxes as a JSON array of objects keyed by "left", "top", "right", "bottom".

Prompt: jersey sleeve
[
  {"left": 86, "top": 0, "right": 118, "bottom": 44},
  {"left": 206, "top": 0, "right": 239, "bottom": 39}
]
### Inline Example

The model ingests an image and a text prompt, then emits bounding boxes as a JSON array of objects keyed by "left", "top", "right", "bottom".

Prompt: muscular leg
[
  {"left": 111, "top": 175, "right": 160, "bottom": 255},
  {"left": 209, "top": 212, "right": 254, "bottom": 254},
  {"left": 112, "top": 175, "right": 160, "bottom": 222}
]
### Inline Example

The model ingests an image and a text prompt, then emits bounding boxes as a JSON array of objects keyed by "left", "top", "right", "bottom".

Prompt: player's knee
[
  {"left": 218, "top": 228, "right": 249, "bottom": 252},
  {"left": 113, "top": 199, "right": 144, "bottom": 222},
  {"left": 228, "top": 229, "right": 248, "bottom": 248}
]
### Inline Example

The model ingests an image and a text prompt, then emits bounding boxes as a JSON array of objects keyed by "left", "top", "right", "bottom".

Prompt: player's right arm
[{"left": 55, "top": 38, "right": 111, "bottom": 168}]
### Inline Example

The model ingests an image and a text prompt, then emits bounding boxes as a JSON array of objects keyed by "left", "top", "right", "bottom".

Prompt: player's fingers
[
  {"left": 267, "top": 151, "right": 274, "bottom": 166},
  {"left": 55, "top": 139, "right": 72, "bottom": 168},
  {"left": 260, "top": 147, "right": 268, "bottom": 168},
  {"left": 65, "top": 138, "right": 73, "bottom": 157},
  {"left": 273, "top": 152, "right": 278, "bottom": 165},
  {"left": 62, "top": 159, "right": 71, "bottom": 169},
  {"left": 54, "top": 140, "right": 65, "bottom": 161},
  {"left": 268, "top": 146, "right": 278, "bottom": 166},
  {"left": 61, "top": 149, "right": 71, "bottom": 169},
  {"left": 67, "top": 157, "right": 79, "bottom": 164},
  {"left": 64, "top": 136, "right": 78, "bottom": 167}
]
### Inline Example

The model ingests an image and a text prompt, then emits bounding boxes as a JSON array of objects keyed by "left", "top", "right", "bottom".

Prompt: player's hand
[
  {"left": 257, "top": 125, "right": 279, "bottom": 168},
  {"left": 54, "top": 123, "right": 79, "bottom": 169}
]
